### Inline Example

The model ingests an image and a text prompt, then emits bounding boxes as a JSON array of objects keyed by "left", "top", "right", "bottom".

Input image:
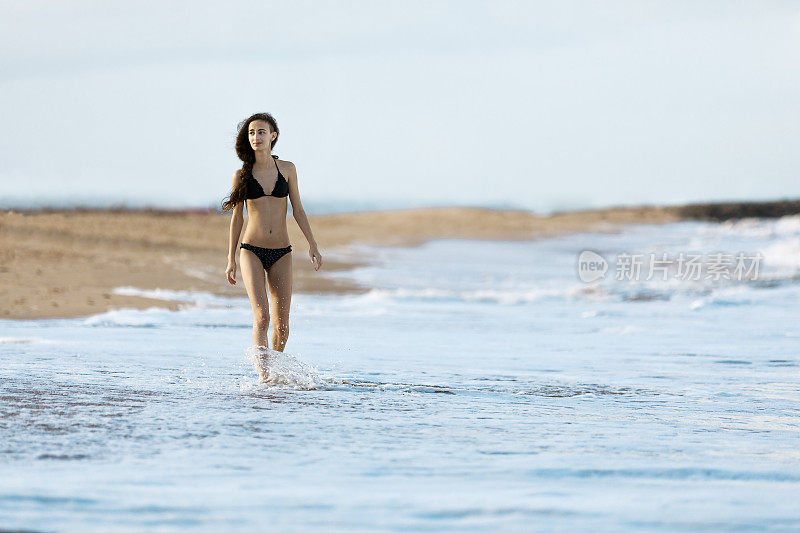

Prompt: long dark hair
[{"left": 221, "top": 112, "right": 280, "bottom": 212}]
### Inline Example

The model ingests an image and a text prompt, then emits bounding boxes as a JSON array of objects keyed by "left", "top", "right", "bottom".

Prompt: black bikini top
[{"left": 244, "top": 155, "right": 289, "bottom": 199}]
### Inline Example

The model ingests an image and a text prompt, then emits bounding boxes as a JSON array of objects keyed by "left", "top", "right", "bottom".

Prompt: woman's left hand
[{"left": 309, "top": 247, "right": 323, "bottom": 271}]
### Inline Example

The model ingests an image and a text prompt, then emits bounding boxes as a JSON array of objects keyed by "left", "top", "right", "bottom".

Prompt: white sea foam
[
  {"left": 357, "top": 285, "right": 601, "bottom": 305},
  {"left": 706, "top": 214, "right": 800, "bottom": 238},
  {"left": 760, "top": 239, "right": 800, "bottom": 272},
  {"left": 81, "top": 306, "right": 173, "bottom": 327},
  {"left": 0, "top": 337, "right": 54, "bottom": 344},
  {"left": 112, "top": 286, "right": 242, "bottom": 308},
  {"left": 599, "top": 325, "right": 643, "bottom": 335}
]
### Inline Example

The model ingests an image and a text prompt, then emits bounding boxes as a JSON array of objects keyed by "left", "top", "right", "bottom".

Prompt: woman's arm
[
  {"left": 286, "top": 162, "right": 323, "bottom": 271},
  {"left": 226, "top": 170, "right": 245, "bottom": 284}
]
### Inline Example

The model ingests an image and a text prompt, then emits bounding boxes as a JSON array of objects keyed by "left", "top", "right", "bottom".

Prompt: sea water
[{"left": 1, "top": 216, "right": 799, "bottom": 531}]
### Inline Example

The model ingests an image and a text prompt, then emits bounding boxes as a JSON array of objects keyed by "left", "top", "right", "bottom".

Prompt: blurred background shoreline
[{"left": 2, "top": 198, "right": 798, "bottom": 321}]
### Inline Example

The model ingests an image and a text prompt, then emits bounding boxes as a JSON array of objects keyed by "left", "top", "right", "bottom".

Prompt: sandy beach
[{"left": 1, "top": 200, "right": 797, "bottom": 320}]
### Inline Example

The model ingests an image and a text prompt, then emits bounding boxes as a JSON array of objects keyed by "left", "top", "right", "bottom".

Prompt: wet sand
[{"left": 1, "top": 200, "right": 797, "bottom": 320}]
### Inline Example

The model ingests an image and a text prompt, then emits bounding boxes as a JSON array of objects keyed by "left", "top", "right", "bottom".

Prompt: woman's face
[{"left": 248, "top": 120, "right": 275, "bottom": 150}]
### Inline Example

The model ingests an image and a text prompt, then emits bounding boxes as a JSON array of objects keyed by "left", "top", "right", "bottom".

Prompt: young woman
[{"left": 222, "top": 112, "right": 322, "bottom": 352}]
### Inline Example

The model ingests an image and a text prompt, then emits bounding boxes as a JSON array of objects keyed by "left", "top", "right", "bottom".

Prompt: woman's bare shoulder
[
  {"left": 231, "top": 168, "right": 244, "bottom": 186},
  {"left": 275, "top": 158, "right": 296, "bottom": 177}
]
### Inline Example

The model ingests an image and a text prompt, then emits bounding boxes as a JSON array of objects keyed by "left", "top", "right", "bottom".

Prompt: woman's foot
[{"left": 250, "top": 345, "right": 275, "bottom": 382}]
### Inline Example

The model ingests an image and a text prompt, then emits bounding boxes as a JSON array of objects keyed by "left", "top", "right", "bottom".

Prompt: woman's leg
[
  {"left": 240, "top": 247, "right": 270, "bottom": 347},
  {"left": 267, "top": 250, "right": 293, "bottom": 351}
]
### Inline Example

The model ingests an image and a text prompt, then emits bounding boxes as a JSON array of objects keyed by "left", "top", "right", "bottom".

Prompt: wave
[
  {"left": 81, "top": 307, "right": 174, "bottom": 327},
  {"left": 706, "top": 214, "right": 800, "bottom": 238},
  {"left": 112, "top": 286, "right": 242, "bottom": 307},
  {"left": 521, "top": 466, "right": 800, "bottom": 483},
  {"left": 760, "top": 239, "right": 800, "bottom": 272},
  {"left": 0, "top": 337, "right": 55, "bottom": 344},
  {"left": 351, "top": 279, "right": 793, "bottom": 308},
  {"left": 351, "top": 285, "right": 609, "bottom": 305}
]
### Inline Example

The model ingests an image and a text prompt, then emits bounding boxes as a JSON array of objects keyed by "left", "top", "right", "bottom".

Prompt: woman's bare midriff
[{"left": 242, "top": 196, "right": 291, "bottom": 248}]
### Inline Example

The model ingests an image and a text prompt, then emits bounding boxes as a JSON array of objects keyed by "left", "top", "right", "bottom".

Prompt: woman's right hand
[{"left": 226, "top": 260, "right": 237, "bottom": 285}]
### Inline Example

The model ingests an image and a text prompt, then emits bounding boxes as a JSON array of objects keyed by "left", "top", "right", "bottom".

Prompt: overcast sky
[{"left": 1, "top": 1, "right": 798, "bottom": 213}]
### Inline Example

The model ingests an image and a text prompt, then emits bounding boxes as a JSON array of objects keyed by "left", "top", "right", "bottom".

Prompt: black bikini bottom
[{"left": 240, "top": 242, "right": 292, "bottom": 271}]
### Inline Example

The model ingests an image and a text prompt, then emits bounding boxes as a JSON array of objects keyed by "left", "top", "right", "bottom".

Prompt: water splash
[{"left": 244, "top": 345, "right": 323, "bottom": 390}]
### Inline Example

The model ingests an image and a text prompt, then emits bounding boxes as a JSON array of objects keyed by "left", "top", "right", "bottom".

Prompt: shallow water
[{"left": 1, "top": 217, "right": 799, "bottom": 531}]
